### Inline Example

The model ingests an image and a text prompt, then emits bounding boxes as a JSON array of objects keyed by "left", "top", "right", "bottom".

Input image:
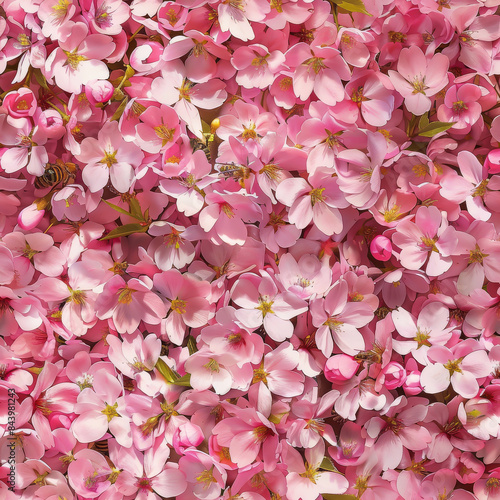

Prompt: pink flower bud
[
  {"left": 85, "top": 80, "right": 115, "bottom": 106},
  {"left": 172, "top": 422, "right": 204, "bottom": 455},
  {"left": 324, "top": 354, "right": 359, "bottom": 383},
  {"left": 18, "top": 203, "right": 46, "bottom": 230},
  {"left": 486, "top": 149, "right": 500, "bottom": 174},
  {"left": 381, "top": 362, "right": 406, "bottom": 390},
  {"left": 129, "top": 42, "right": 164, "bottom": 72},
  {"left": 3, "top": 88, "right": 37, "bottom": 119},
  {"left": 36, "top": 110, "right": 65, "bottom": 140},
  {"left": 370, "top": 235, "right": 392, "bottom": 261}
]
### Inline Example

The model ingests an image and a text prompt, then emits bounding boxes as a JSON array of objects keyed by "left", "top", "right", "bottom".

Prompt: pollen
[
  {"left": 473, "top": 179, "right": 489, "bottom": 198},
  {"left": 310, "top": 187, "right": 325, "bottom": 206},
  {"left": 279, "top": 77, "right": 293, "bottom": 90},
  {"left": 118, "top": 286, "right": 135, "bottom": 304},
  {"left": 299, "top": 462, "right": 320, "bottom": 483},
  {"left": 101, "top": 402, "right": 120, "bottom": 422},
  {"left": 136, "top": 477, "right": 153, "bottom": 491},
  {"left": 266, "top": 211, "right": 286, "bottom": 232},
  {"left": 165, "top": 8, "right": 179, "bottom": 26},
  {"left": 325, "top": 317, "right": 344, "bottom": 331},
  {"left": 414, "top": 328, "right": 431, "bottom": 348},
  {"left": 64, "top": 50, "right": 88, "bottom": 70},
  {"left": 486, "top": 478, "right": 500, "bottom": 490},
  {"left": 196, "top": 467, "right": 217, "bottom": 488},
  {"left": 420, "top": 236, "right": 438, "bottom": 252},
  {"left": 252, "top": 366, "right": 269, "bottom": 384},
  {"left": 256, "top": 297, "right": 274, "bottom": 317},
  {"left": 242, "top": 124, "right": 258, "bottom": 141},
  {"left": 382, "top": 205, "right": 402, "bottom": 223},
  {"left": 222, "top": 0, "right": 245, "bottom": 10},
  {"left": 16, "top": 100, "right": 29, "bottom": 110},
  {"left": 452, "top": 100, "right": 468, "bottom": 112},
  {"left": 411, "top": 78, "right": 427, "bottom": 95},
  {"left": 154, "top": 125, "right": 176, "bottom": 149},
  {"left": 270, "top": 0, "right": 283, "bottom": 12},
  {"left": 100, "top": 149, "right": 118, "bottom": 168},
  {"left": 17, "top": 33, "right": 31, "bottom": 47},
  {"left": 469, "top": 244, "right": 488, "bottom": 264},
  {"left": 221, "top": 203, "right": 235, "bottom": 218},
  {"left": 351, "top": 86, "right": 368, "bottom": 104},
  {"left": 260, "top": 163, "right": 282, "bottom": 181},
  {"left": 171, "top": 298, "right": 187, "bottom": 314},
  {"left": 52, "top": 0, "right": 70, "bottom": 19},
  {"left": 251, "top": 52, "right": 269, "bottom": 67},
  {"left": 178, "top": 79, "right": 194, "bottom": 102},
  {"left": 304, "top": 56, "right": 326, "bottom": 75},
  {"left": 204, "top": 358, "right": 220, "bottom": 373},
  {"left": 388, "top": 31, "right": 407, "bottom": 43},
  {"left": 253, "top": 425, "right": 272, "bottom": 442},
  {"left": 444, "top": 359, "right": 462, "bottom": 374}
]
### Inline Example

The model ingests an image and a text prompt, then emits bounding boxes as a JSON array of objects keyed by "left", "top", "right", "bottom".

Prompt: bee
[
  {"left": 354, "top": 342, "right": 384, "bottom": 365},
  {"left": 91, "top": 439, "right": 109, "bottom": 456},
  {"left": 217, "top": 163, "right": 251, "bottom": 187},
  {"left": 35, "top": 160, "right": 77, "bottom": 190},
  {"left": 190, "top": 133, "right": 213, "bottom": 162}
]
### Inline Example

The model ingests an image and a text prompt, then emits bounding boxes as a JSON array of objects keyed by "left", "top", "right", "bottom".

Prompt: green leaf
[
  {"left": 320, "top": 457, "right": 339, "bottom": 472},
  {"left": 128, "top": 197, "right": 145, "bottom": 221},
  {"left": 329, "top": 0, "right": 370, "bottom": 15},
  {"left": 155, "top": 358, "right": 178, "bottom": 383},
  {"left": 110, "top": 97, "right": 128, "bottom": 122},
  {"left": 103, "top": 199, "right": 134, "bottom": 217},
  {"left": 187, "top": 336, "right": 198, "bottom": 356},
  {"left": 33, "top": 68, "right": 49, "bottom": 90},
  {"left": 99, "top": 223, "right": 150, "bottom": 241},
  {"left": 173, "top": 373, "right": 192, "bottom": 387},
  {"left": 416, "top": 121, "right": 455, "bottom": 138},
  {"left": 418, "top": 113, "right": 429, "bottom": 131}
]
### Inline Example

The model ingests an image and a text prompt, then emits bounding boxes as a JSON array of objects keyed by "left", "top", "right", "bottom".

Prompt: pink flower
[
  {"left": 392, "top": 205, "right": 459, "bottom": 276},
  {"left": 95, "top": 275, "right": 167, "bottom": 334},
  {"left": 388, "top": 45, "right": 449, "bottom": 115},
  {"left": 276, "top": 168, "right": 348, "bottom": 236},
  {"left": 153, "top": 269, "right": 212, "bottom": 345},
  {"left": 437, "top": 83, "right": 482, "bottom": 131},
  {"left": 420, "top": 341, "right": 492, "bottom": 398},
  {"left": 76, "top": 121, "right": 144, "bottom": 193},
  {"left": 231, "top": 272, "right": 308, "bottom": 341},
  {"left": 217, "top": 0, "right": 270, "bottom": 41},
  {"left": 44, "top": 22, "right": 115, "bottom": 94},
  {"left": 283, "top": 439, "right": 349, "bottom": 499},
  {"left": 72, "top": 370, "right": 131, "bottom": 446}
]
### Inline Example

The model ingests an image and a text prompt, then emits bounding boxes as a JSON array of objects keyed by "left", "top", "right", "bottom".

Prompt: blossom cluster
[{"left": 1, "top": 0, "right": 500, "bottom": 498}]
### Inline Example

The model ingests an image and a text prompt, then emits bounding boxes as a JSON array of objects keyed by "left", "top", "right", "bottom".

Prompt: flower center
[
  {"left": 242, "top": 124, "right": 258, "bottom": 141},
  {"left": 100, "top": 150, "right": 118, "bottom": 168},
  {"left": 414, "top": 328, "right": 431, "bottom": 348},
  {"left": 452, "top": 100, "right": 468, "bottom": 112},
  {"left": 444, "top": 359, "right": 462, "bottom": 374},
  {"left": 304, "top": 57, "right": 326, "bottom": 75},
  {"left": 310, "top": 187, "right": 325, "bottom": 206},
  {"left": 279, "top": 77, "right": 293, "bottom": 90},
  {"left": 389, "top": 31, "right": 407, "bottom": 43},
  {"left": 260, "top": 163, "right": 281, "bottom": 181},
  {"left": 469, "top": 244, "right": 488, "bottom": 264},
  {"left": 473, "top": 179, "right": 488, "bottom": 198},
  {"left": 266, "top": 211, "right": 286, "bottom": 232},
  {"left": 196, "top": 467, "right": 217, "bottom": 488},
  {"left": 204, "top": 358, "right": 220, "bottom": 373},
  {"left": 299, "top": 463, "right": 320, "bottom": 483},
  {"left": 411, "top": 78, "right": 427, "bottom": 95},
  {"left": 101, "top": 402, "right": 120, "bottom": 422},
  {"left": 64, "top": 50, "right": 87, "bottom": 70},
  {"left": 154, "top": 124, "right": 176, "bottom": 147},
  {"left": 171, "top": 298, "right": 187, "bottom": 314},
  {"left": 382, "top": 205, "right": 401, "bottom": 223},
  {"left": 118, "top": 287, "right": 135, "bottom": 304},
  {"left": 256, "top": 297, "right": 274, "bottom": 317}
]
